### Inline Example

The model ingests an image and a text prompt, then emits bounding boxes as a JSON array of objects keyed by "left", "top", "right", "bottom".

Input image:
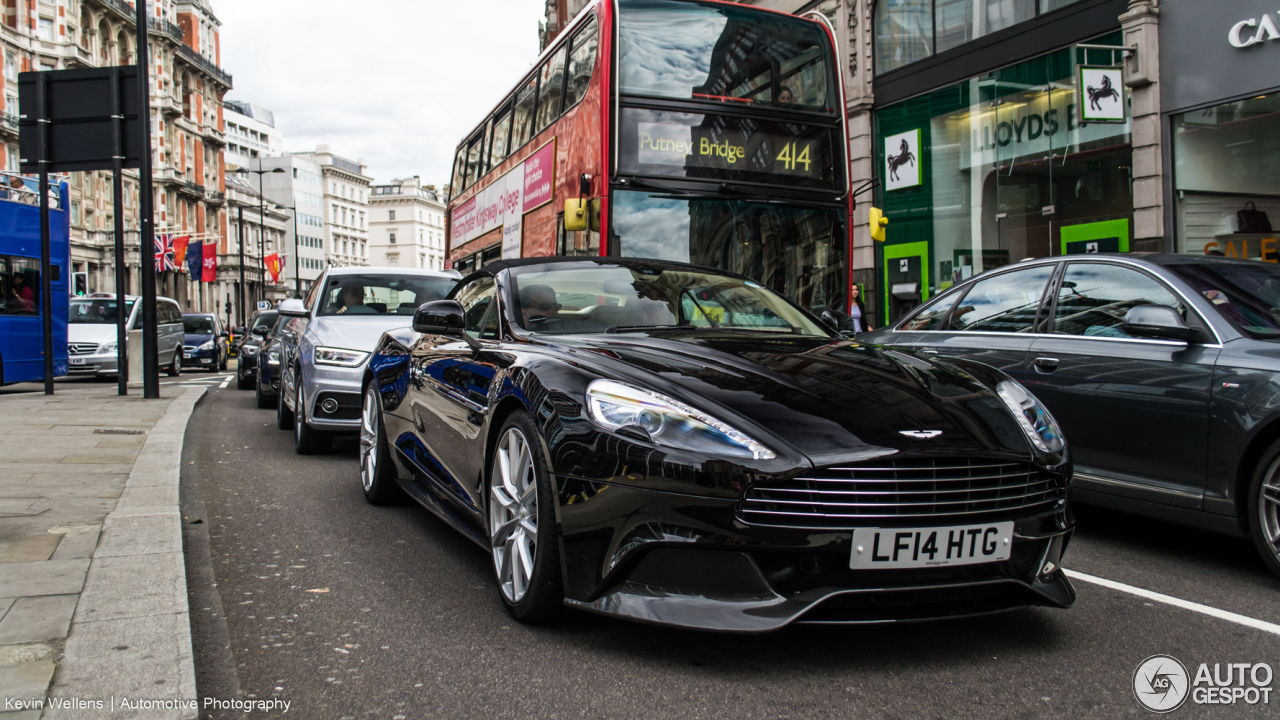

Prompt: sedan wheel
[
  {"left": 488, "top": 413, "right": 561, "bottom": 621},
  {"left": 359, "top": 385, "right": 403, "bottom": 504},
  {"left": 293, "top": 379, "right": 329, "bottom": 455},
  {"left": 1250, "top": 443, "right": 1280, "bottom": 578}
]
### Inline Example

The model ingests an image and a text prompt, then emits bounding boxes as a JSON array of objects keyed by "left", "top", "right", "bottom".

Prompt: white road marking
[
  {"left": 1065, "top": 569, "right": 1280, "bottom": 636},
  {"left": 219, "top": 376, "right": 230, "bottom": 389}
]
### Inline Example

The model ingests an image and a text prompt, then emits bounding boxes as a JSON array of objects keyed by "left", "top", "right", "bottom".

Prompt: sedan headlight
[
  {"left": 266, "top": 349, "right": 281, "bottom": 366},
  {"left": 996, "top": 380, "right": 1064, "bottom": 454},
  {"left": 241, "top": 345, "right": 260, "bottom": 356},
  {"left": 314, "top": 346, "right": 369, "bottom": 367},
  {"left": 198, "top": 340, "right": 214, "bottom": 351},
  {"left": 98, "top": 341, "right": 117, "bottom": 355},
  {"left": 586, "top": 379, "right": 775, "bottom": 460}
]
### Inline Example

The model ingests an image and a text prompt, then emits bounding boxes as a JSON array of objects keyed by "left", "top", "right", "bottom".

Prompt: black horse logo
[
  {"left": 887, "top": 138, "right": 916, "bottom": 182},
  {"left": 1086, "top": 74, "right": 1120, "bottom": 113}
]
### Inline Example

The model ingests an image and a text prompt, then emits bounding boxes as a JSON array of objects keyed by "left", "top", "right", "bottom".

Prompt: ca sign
[{"left": 1229, "top": 12, "right": 1280, "bottom": 47}]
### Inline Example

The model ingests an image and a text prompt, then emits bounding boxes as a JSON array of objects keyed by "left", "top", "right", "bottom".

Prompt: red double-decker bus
[{"left": 446, "top": 0, "right": 850, "bottom": 316}]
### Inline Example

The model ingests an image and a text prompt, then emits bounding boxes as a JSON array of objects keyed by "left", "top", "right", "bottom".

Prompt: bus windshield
[
  {"left": 610, "top": 191, "right": 845, "bottom": 315},
  {"left": 619, "top": 0, "right": 837, "bottom": 114},
  {"left": 70, "top": 298, "right": 135, "bottom": 324}
]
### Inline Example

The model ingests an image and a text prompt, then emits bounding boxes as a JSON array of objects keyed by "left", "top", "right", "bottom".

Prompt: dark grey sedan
[{"left": 861, "top": 253, "right": 1280, "bottom": 577}]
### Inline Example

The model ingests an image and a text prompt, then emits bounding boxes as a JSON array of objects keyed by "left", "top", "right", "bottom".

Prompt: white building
[
  {"left": 291, "top": 146, "right": 371, "bottom": 267},
  {"left": 368, "top": 177, "right": 447, "bottom": 270},
  {"left": 258, "top": 155, "right": 327, "bottom": 296},
  {"left": 223, "top": 100, "right": 283, "bottom": 172}
]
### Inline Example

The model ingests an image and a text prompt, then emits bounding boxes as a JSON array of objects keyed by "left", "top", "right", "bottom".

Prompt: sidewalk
[{"left": 0, "top": 385, "right": 204, "bottom": 719}]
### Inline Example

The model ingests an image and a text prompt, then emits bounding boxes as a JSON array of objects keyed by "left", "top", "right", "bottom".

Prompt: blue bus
[{"left": 0, "top": 173, "right": 69, "bottom": 385}]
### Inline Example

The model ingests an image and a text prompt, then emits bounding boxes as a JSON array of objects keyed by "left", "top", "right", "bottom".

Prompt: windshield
[
  {"left": 318, "top": 275, "right": 458, "bottom": 317},
  {"left": 611, "top": 191, "right": 845, "bottom": 315},
  {"left": 1165, "top": 261, "right": 1280, "bottom": 339},
  {"left": 619, "top": 0, "right": 836, "bottom": 114},
  {"left": 250, "top": 312, "right": 278, "bottom": 333},
  {"left": 70, "top": 298, "right": 135, "bottom": 324},
  {"left": 508, "top": 262, "right": 829, "bottom": 336},
  {"left": 183, "top": 317, "right": 215, "bottom": 334}
]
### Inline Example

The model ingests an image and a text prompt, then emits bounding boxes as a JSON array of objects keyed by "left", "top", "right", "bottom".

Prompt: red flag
[
  {"left": 265, "top": 253, "right": 283, "bottom": 283},
  {"left": 171, "top": 235, "right": 191, "bottom": 270},
  {"left": 202, "top": 241, "right": 217, "bottom": 282}
]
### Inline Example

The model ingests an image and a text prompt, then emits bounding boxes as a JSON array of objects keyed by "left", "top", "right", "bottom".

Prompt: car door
[
  {"left": 158, "top": 301, "right": 180, "bottom": 362},
  {"left": 1026, "top": 261, "right": 1220, "bottom": 508},
  {"left": 904, "top": 263, "right": 1057, "bottom": 381},
  {"left": 405, "top": 276, "right": 496, "bottom": 511}
]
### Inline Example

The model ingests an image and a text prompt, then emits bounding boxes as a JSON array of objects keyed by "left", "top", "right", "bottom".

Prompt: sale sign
[{"left": 450, "top": 139, "right": 557, "bottom": 258}]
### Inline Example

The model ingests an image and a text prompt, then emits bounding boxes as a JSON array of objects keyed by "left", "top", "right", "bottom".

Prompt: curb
[{"left": 42, "top": 388, "right": 207, "bottom": 720}]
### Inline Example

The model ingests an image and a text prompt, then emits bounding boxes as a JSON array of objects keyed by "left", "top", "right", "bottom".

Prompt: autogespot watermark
[{"left": 1133, "top": 655, "right": 1274, "bottom": 713}]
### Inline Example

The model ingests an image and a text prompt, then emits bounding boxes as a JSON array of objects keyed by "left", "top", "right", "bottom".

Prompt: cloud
[{"left": 214, "top": 0, "right": 545, "bottom": 187}]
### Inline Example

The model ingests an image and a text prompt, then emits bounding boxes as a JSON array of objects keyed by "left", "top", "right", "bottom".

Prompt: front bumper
[
  {"left": 557, "top": 478, "right": 1074, "bottom": 632},
  {"left": 302, "top": 364, "right": 365, "bottom": 431},
  {"left": 183, "top": 348, "right": 217, "bottom": 367},
  {"left": 66, "top": 352, "right": 119, "bottom": 376}
]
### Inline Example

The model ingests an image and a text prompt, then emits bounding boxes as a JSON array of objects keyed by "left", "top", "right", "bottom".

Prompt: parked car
[
  {"left": 182, "top": 313, "right": 229, "bottom": 372},
  {"left": 235, "top": 310, "right": 278, "bottom": 390},
  {"left": 277, "top": 266, "right": 461, "bottom": 454},
  {"left": 68, "top": 294, "right": 186, "bottom": 377},
  {"left": 256, "top": 316, "right": 288, "bottom": 409},
  {"left": 862, "top": 252, "right": 1280, "bottom": 577},
  {"left": 358, "top": 257, "right": 1075, "bottom": 630}
]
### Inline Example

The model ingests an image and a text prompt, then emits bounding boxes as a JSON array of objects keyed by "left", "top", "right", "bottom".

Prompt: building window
[
  {"left": 38, "top": 18, "right": 54, "bottom": 42},
  {"left": 388, "top": 255, "right": 398, "bottom": 267},
  {"left": 388, "top": 210, "right": 395, "bottom": 221},
  {"left": 875, "top": 0, "right": 1070, "bottom": 75}
]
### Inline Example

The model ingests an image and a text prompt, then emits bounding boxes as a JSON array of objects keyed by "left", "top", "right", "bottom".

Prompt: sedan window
[
  {"left": 1165, "top": 261, "right": 1280, "bottom": 340},
  {"left": 950, "top": 266, "right": 1054, "bottom": 333},
  {"left": 455, "top": 277, "right": 497, "bottom": 339},
  {"left": 1050, "top": 263, "right": 1183, "bottom": 338},
  {"left": 900, "top": 290, "right": 960, "bottom": 330}
]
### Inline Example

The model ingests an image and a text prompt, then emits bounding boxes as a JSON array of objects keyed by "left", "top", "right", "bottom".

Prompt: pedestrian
[{"left": 849, "top": 284, "right": 873, "bottom": 334}]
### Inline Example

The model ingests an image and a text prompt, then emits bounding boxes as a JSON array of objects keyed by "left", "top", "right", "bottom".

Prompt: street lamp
[
  {"left": 275, "top": 203, "right": 302, "bottom": 298},
  {"left": 234, "top": 164, "right": 285, "bottom": 303}
]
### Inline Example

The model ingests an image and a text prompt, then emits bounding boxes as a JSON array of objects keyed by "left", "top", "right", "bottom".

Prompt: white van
[{"left": 67, "top": 295, "right": 186, "bottom": 377}]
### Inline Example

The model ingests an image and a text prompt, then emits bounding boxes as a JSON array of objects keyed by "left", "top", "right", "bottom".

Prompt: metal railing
[
  {"left": 207, "top": 190, "right": 225, "bottom": 203},
  {"left": 0, "top": 113, "right": 18, "bottom": 134},
  {"left": 96, "top": 0, "right": 136, "bottom": 23},
  {"left": 175, "top": 44, "right": 233, "bottom": 87},
  {"left": 181, "top": 180, "right": 206, "bottom": 197}
]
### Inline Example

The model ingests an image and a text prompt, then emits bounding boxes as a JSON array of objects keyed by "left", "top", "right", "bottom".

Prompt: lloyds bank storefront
[{"left": 871, "top": 0, "right": 1139, "bottom": 321}]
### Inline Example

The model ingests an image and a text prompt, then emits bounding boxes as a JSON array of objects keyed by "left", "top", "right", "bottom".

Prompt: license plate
[
  {"left": 850, "top": 522, "right": 1014, "bottom": 569},
  {"left": 184, "top": 353, "right": 193, "bottom": 358},
  {"left": 70, "top": 358, "right": 85, "bottom": 365}
]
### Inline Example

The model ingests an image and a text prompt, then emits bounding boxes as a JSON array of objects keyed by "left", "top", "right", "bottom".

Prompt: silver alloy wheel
[
  {"left": 1262, "top": 457, "right": 1280, "bottom": 561},
  {"left": 359, "top": 387, "right": 378, "bottom": 492},
  {"left": 490, "top": 427, "right": 538, "bottom": 603}
]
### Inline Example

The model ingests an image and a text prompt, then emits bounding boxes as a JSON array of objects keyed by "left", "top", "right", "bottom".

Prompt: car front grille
[
  {"left": 68, "top": 342, "right": 99, "bottom": 356},
  {"left": 740, "top": 458, "right": 1064, "bottom": 529}
]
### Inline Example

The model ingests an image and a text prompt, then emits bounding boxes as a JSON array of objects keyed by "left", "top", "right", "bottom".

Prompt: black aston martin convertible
[{"left": 359, "top": 257, "right": 1076, "bottom": 632}]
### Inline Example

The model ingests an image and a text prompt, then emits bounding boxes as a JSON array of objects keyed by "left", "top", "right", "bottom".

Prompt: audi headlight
[
  {"left": 996, "top": 380, "right": 1064, "bottom": 454},
  {"left": 99, "top": 341, "right": 117, "bottom": 355},
  {"left": 266, "top": 349, "right": 281, "bottom": 366},
  {"left": 586, "top": 379, "right": 775, "bottom": 460},
  {"left": 241, "top": 345, "right": 260, "bottom": 356},
  {"left": 198, "top": 340, "right": 214, "bottom": 351},
  {"left": 314, "top": 346, "right": 369, "bottom": 367}
]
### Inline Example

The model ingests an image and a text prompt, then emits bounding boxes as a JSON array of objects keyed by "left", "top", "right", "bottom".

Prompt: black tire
[
  {"left": 166, "top": 349, "right": 181, "bottom": 377},
  {"left": 487, "top": 410, "right": 563, "bottom": 623},
  {"left": 219, "top": 351, "right": 227, "bottom": 372},
  {"left": 293, "top": 378, "right": 330, "bottom": 455},
  {"left": 359, "top": 384, "right": 405, "bottom": 505},
  {"left": 276, "top": 378, "right": 293, "bottom": 430},
  {"left": 1247, "top": 439, "right": 1280, "bottom": 578},
  {"left": 236, "top": 362, "right": 253, "bottom": 390},
  {"left": 255, "top": 378, "right": 273, "bottom": 408}
]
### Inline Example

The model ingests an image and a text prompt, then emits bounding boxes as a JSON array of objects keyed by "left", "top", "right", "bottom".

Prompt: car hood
[
  {"left": 184, "top": 333, "right": 214, "bottom": 345},
  {"left": 310, "top": 316, "right": 415, "bottom": 353},
  {"left": 68, "top": 324, "right": 118, "bottom": 344},
  {"left": 556, "top": 331, "right": 1032, "bottom": 467}
]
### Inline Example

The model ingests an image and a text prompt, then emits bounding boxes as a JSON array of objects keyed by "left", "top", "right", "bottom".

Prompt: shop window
[
  {"left": 1173, "top": 93, "right": 1280, "bottom": 259},
  {"left": 877, "top": 0, "right": 1081, "bottom": 74}
]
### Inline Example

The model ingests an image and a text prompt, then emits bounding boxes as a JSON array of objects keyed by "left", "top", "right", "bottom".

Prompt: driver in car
[
  {"left": 336, "top": 284, "right": 377, "bottom": 315},
  {"left": 519, "top": 284, "right": 562, "bottom": 326}
]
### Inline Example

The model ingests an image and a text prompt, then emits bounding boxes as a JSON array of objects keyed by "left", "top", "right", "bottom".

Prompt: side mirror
[
  {"left": 821, "top": 309, "right": 854, "bottom": 333},
  {"left": 278, "top": 298, "right": 308, "bottom": 318},
  {"left": 251, "top": 325, "right": 269, "bottom": 337},
  {"left": 413, "top": 300, "right": 466, "bottom": 335},
  {"left": 564, "top": 199, "right": 589, "bottom": 232},
  {"left": 1121, "top": 305, "right": 1193, "bottom": 342}
]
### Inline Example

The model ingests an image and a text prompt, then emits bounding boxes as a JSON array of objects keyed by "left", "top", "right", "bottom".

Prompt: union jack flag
[{"left": 155, "top": 234, "right": 177, "bottom": 273}]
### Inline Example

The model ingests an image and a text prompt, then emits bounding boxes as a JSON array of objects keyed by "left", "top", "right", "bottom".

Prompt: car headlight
[
  {"left": 586, "top": 379, "right": 775, "bottom": 460},
  {"left": 198, "top": 340, "right": 214, "bottom": 351},
  {"left": 241, "top": 345, "right": 259, "bottom": 356},
  {"left": 98, "top": 341, "right": 117, "bottom": 354},
  {"left": 996, "top": 380, "right": 1064, "bottom": 454},
  {"left": 266, "top": 349, "right": 281, "bottom": 366},
  {"left": 314, "top": 346, "right": 369, "bottom": 367}
]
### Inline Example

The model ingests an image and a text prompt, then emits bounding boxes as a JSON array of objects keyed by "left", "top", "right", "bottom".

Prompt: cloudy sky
[{"left": 214, "top": 0, "right": 546, "bottom": 188}]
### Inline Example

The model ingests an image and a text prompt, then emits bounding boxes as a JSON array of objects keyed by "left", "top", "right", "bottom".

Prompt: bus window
[
  {"left": 564, "top": 16, "right": 599, "bottom": 110},
  {"left": 488, "top": 106, "right": 512, "bottom": 171},
  {"left": 511, "top": 79, "right": 538, "bottom": 152},
  {"left": 0, "top": 257, "right": 39, "bottom": 315},
  {"left": 535, "top": 45, "right": 568, "bottom": 133},
  {"left": 464, "top": 129, "right": 486, "bottom": 189},
  {"left": 450, "top": 149, "right": 466, "bottom": 200}
]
